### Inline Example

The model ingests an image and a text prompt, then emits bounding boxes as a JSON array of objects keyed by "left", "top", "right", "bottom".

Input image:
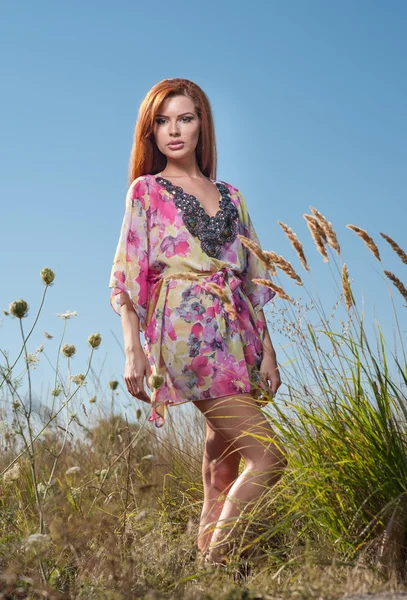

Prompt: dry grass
[
  {"left": 278, "top": 220, "right": 310, "bottom": 271},
  {"left": 380, "top": 232, "right": 407, "bottom": 265},
  {"left": 347, "top": 224, "right": 381, "bottom": 261}
]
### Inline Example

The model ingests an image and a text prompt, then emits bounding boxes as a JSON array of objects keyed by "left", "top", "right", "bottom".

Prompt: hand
[
  {"left": 258, "top": 355, "right": 281, "bottom": 403},
  {"left": 124, "top": 348, "right": 152, "bottom": 404}
]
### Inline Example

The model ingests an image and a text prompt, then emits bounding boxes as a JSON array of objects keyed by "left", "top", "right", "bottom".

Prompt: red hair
[{"left": 128, "top": 78, "right": 218, "bottom": 185}]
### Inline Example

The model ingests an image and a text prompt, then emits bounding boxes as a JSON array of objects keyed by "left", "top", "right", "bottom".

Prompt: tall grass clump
[{"left": 0, "top": 211, "right": 406, "bottom": 599}]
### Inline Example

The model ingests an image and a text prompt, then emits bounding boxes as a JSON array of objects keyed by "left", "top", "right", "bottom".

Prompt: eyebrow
[{"left": 155, "top": 112, "right": 195, "bottom": 118}]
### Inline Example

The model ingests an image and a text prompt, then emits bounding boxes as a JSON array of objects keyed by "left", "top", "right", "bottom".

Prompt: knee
[
  {"left": 205, "top": 457, "right": 239, "bottom": 491},
  {"left": 247, "top": 443, "right": 288, "bottom": 484}
]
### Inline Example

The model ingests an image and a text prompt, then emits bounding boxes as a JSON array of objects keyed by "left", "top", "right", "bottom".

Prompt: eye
[{"left": 155, "top": 116, "right": 194, "bottom": 125}]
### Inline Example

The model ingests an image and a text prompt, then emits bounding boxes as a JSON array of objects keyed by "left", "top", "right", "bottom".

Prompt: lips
[{"left": 168, "top": 141, "right": 184, "bottom": 147}]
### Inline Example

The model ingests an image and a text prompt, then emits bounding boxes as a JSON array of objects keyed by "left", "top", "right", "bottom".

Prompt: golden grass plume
[
  {"left": 264, "top": 250, "right": 303, "bottom": 285},
  {"left": 341, "top": 264, "right": 354, "bottom": 310},
  {"left": 278, "top": 221, "right": 310, "bottom": 271},
  {"left": 384, "top": 271, "right": 407, "bottom": 304},
  {"left": 303, "top": 215, "right": 329, "bottom": 262},
  {"left": 238, "top": 234, "right": 277, "bottom": 275},
  {"left": 380, "top": 233, "right": 407, "bottom": 265},
  {"left": 252, "top": 278, "right": 294, "bottom": 302},
  {"left": 310, "top": 206, "right": 341, "bottom": 256},
  {"left": 346, "top": 225, "right": 381, "bottom": 261}
]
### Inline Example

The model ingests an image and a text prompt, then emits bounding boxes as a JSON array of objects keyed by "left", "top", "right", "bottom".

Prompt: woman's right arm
[{"left": 120, "top": 292, "right": 152, "bottom": 404}]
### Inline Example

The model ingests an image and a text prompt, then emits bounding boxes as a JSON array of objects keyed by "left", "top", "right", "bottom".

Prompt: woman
[{"left": 108, "top": 78, "right": 287, "bottom": 567}]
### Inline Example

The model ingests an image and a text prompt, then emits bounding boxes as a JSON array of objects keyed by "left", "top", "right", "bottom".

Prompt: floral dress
[{"left": 108, "top": 173, "right": 275, "bottom": 427}]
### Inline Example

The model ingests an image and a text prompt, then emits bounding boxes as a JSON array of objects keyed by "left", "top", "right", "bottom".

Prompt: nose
[{"left": 169, "top": 120, "right": 181, "bottom": 136}]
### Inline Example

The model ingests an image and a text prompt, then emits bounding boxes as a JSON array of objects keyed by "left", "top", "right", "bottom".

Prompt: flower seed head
[
  {"left": 148, "top": 374, "right": 165, "bottom": 390},
  {"left": 88, "top": 333, "right": 102, "bottom": 349},
  {"left": 9, "top": 299, "right": 29, "bottom": 319},
  {"left": 89, "top": 396, "right": 97, "bottom": 403},
  {"left": 61, "top": 344, "right": 76, "bottom": 358},
  {"left": 109, "top": 380, "right": 119, "bottom": 390},
  {"left": 40, "top": 267, "right": 55, "bottom": 285}
]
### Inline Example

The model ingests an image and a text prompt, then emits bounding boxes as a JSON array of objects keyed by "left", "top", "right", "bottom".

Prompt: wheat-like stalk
[
  {"left": 238, "top": 234, "right": 277, "bottom": 275},
  {"left": 205, "top": 282, "right": 237, "bottom": 319},
  {"left": 346, "top": 225, "right": 381, "bottom": 261},
  {"left": 341, "top": 264, "right": 353, "bottom": 310},
  {"left": 304, "top": 214, "right": 329, "bottom": 262},
  {"left": 264, "top": 250, "right": 303, "bottom": 285},
  {"left": 278, "top": 221, "right": 310, "bottom": 271},
  {"left": 380, "top": 233, "right": 407, "bottom": 265},
  {"left": 252, "top": 278, "right": 294, "bottom": 302},
  {"left": 384, "top": 271, "right": 407, "bottom": 303},
  {"left": 310, "top": 206, "right": 341, "bottom": 256}
]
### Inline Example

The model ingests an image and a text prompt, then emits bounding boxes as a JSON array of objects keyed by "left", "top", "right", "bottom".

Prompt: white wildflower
[
  {"left": 24, "top": 533, "right": 50, "bottom": 551},
  {"left": 65, "top": 466, "right": 81, "bottom": 475},
  {"left": 141, "top": 454, "right": 156, "bottom": 462},
  {"left": 3, "top": 463, "right": 20, "bottom": 483},
  {"left": 56, "top": 310, "right": 78, "bottom": 319},
  {"left": 25, "top": 353, "right": 39, "bottom": 368},
  {"left": 69, "top": 374, "right": 87, "bottom": 386}
]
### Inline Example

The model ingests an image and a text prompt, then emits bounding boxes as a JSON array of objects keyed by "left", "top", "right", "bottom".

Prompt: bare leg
[
  {"left": 192, "top": 393, "right": 287, "bottom": 565},
  {"left": 197, "top": 420, "right": 241, "bottom": 555}
]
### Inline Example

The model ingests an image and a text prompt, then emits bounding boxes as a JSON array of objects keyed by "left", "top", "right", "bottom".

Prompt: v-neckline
[{"left": 155, "top": 173, "right": 222, "bottom": 219}]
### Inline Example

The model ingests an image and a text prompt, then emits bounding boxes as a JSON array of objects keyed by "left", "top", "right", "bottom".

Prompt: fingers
[{"left": 125, "top": 374, "right": 151, "bottom": 404}]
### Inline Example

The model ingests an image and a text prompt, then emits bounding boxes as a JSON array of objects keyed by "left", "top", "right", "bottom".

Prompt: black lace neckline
[{"left": 155, "top": 175, "right": 239, "bottom": 259}]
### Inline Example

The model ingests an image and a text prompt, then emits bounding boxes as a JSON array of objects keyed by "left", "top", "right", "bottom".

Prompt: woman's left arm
[{"left": 257, "top": 308, "right": 281, "bottom": 397}]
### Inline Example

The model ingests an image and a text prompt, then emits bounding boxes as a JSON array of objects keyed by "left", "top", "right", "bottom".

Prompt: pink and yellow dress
[{"left": 108, "top": 173, "right": 275, "bottom": 427}]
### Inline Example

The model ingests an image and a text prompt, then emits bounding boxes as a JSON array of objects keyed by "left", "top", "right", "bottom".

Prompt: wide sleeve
[
  {"left": 237, "top": 189, "right": 276, "bottom": 313},
  {"left": 108, "top": 176, "right": 150, "bottom": 331}
]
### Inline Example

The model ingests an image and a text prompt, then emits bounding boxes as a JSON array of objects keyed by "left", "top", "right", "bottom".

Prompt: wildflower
[
  {"left": 69, "top": 374, "right": 86, "bottom": 386},
  {"left": 51, "top": 387, "right": 61, "bottom": 397},
  {"left": 88, "top": 333, "right": 101, "bottom": 349},
  {"left": 109, "top": 380, "right": 119, "bottom": 390},
  {"left": 36, "top": 344, "right": 44, "bottom": 353},
  {"left": 25, "top": 353, "right": 39, "bottom": 368},
  {"left": 9, "top": 299, "right": 29, "bottom": 319},
  {"left": 70, "top": 487, "right": 81, "bottom": 500},
  {"left": 3, "top": 463, "right": 20, "bottom": 482},
  {"left": 135, "top": 510, "right": 149, "bottom": 521},
  {"left": 24, "top": 533, "right": 50, "bottom": 551},
  {"left": 37, "top": 482, "right": 46, "bottom": 496},
  {"left": 65, "top": 466, "right": 81, "bottom": 475},
  {"left": 44, "top": 331, "right": 53, "bottom": 339},
  {"left": 148, "top": 373, "right": 164, "bottom": 390},
  {"left": 89, "top": 396, "right": 97, "bottom": 403},
  {"left": 40, "top": 267, "right": 55, "bottom": 285},
  {"left": 61, "top": 344, "right": 76, "bottom": 358},
  {"left": 141, "top": 454, "right": 156, "bottom": 461},
  {"left": 12, "top": 401, "right": 20, "bottom": 410},
  {"left": 56, "top": 310, "right": 78, "bottom": 319}
]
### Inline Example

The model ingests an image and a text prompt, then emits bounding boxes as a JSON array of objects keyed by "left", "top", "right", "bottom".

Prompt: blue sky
[{"left": 1, "top": 1, "right": 406, "bottom": 422}]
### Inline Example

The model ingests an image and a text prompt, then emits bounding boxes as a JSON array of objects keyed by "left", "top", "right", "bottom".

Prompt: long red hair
[{"left": 128, "top": 78, "right": 218, "bottom": 185}]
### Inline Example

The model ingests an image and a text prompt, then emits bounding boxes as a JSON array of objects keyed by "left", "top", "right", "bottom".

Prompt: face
[{"left": 152, "top": 94, "right": 201, "bottom": 160}]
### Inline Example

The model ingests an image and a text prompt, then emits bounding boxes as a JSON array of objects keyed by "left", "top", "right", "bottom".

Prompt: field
[{"left": 1, "top": 211, "right": 407, "bottom": 599}]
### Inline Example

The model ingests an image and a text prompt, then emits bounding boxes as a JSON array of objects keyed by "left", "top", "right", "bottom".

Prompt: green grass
[{"left": 1, "top": 220, "right": 407, "bottom": 598}]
